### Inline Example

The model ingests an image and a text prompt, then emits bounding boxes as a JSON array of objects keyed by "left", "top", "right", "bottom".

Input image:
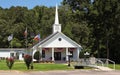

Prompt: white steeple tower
[
  {"left": 55, "top": 4, "right": 59, "bottom": 24},
  {"left": 53, "top": 4, "right": 61, "bottom": 33}
]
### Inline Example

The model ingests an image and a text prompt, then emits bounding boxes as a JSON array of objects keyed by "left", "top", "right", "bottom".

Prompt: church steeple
[
  {"left": 55, "top": 4, "right": 59, "bottom": 24},
  {"left": 53, "top": 4, "right": 61, "bottom": 33}
]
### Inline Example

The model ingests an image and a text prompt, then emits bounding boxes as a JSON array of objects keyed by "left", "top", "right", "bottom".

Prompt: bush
[
  {"left": 6, "top": 57, "right": 14, "bottom": 69},
  {"left": 24, "top": 54, "right": 32, "bottom": 69},
  {"left": 34, "top": 51, "right": 41, "bottom": 62}
]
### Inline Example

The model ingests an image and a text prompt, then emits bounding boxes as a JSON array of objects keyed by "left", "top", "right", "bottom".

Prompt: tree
[
  {"left": 0, "top": 0, "right": 120, "bottom": 63},
  {"left": 33, "top": 51, "right": 41, "bottom": 62},
  {"left": 63, "top": 0, "right": 120, "bottom": 63}
]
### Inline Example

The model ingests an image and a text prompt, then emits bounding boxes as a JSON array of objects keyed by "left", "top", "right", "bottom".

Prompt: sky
[{"left": 0, "top": 0, "right": 63, "bottom": 9}]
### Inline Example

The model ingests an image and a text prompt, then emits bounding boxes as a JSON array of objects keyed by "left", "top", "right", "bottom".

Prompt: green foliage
[
  {"left": 6, "top": 57, "right": 14, "bottom": 69},
  {"left": 10, "top": 38, "right": 22, "bottom": 48},
  {"left": 34, "top": 51, "right": 41, "bottom": 62},
  {"left": 63, "top": 0, "right": 120, "bottom": 63},
  {"left": 0, "top": 0, "right": 120, "bottom": 63},
  {"left": 24, "top": 54, "right": 32, "bottom": 69},
  {"left": 0, "top": 60, "right": 73, "bottom": 70}
]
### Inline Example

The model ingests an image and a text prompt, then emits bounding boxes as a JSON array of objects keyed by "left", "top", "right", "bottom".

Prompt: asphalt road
[{"left": 0, "top": 70, "right": 120, "bottom": 75}]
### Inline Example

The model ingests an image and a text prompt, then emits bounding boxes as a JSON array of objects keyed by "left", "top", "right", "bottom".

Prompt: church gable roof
[
  {"left": 59, "top": 32, "right": 82, "bottom": 48},
  {"left": 37, "top": 32, "right": 58, "bottom": 46},
  {"left": 33, "top": 32, "right": 82, "bottom": 48}
]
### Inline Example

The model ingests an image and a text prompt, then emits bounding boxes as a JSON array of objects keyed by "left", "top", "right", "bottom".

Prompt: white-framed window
[{"left": 42, "top": 50, "right": 45, "bottom": 58}]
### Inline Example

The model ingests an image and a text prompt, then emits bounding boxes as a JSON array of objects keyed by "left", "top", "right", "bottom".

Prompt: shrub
[
  {"left": 6, "top": 57, "right": 14, "bottom": 69},
  {"left": 34, "top": 51, "right": 41, "bottom": 62},
  {"left": 24, "top": 54, "right": 32, "bottom": 69}
]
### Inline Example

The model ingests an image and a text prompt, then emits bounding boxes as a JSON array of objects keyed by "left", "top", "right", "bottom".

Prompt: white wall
[
  {"left": 19, "top": 52, "right": 24, "bottom": 60},
  {"left": 70, "top": 49, "right": 77, "bottom": 61},
  {"left": 0, "top": 49, "right": 25, "bottom": 60},
  {"left": 61, "top": 49, "right": 66, "bottom": 61},
  {"left": 45, "top": 50, "right": 52, "bottom": 60},
  {"left": 33, "top": 47, "right": 81, "bottom": 62},
  {"left": 42, "top": 35, "right": 77, "bottom": 48},
  {"left": 0, "top": 51, "right": 10, "bottom": 58}
]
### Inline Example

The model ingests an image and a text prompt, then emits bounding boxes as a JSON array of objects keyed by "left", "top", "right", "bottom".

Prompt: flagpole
[
  {"left": 10, "top": 39, "right": 13, "bottom": 58},
  {"left": 26, "top": 36, "right": 27, "bottom": 54},
  {"left": 8, "top": 34, "right": 13, "bottom": 58},
  {"left": 10, "top": 34, "right": 13, "bottom": 57},
  {"left": 39, "top": 34, "right": 40, "bottom": 43},
  {"left": 9, "top": 40, "right": 12, "bottom": 58},
  {"left": 10, "top": 40, "right": 12, "bottom": 57},
  {"left": 25, "top": 27, "right": 28, "bottom": 54}
]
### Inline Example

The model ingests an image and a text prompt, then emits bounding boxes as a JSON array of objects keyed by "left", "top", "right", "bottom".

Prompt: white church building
[
  {"left": 32, "top": 5, "right": 82, "bottom": 62},
  {"left": 0, "top": 5, "right": 82, "bottom": 62},
  {"left": 0, "top": 48, "right": 25, "bottom": 60}
]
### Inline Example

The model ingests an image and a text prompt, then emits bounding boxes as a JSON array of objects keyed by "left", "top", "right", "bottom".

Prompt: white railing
[
  {"left": 96, "top": 59, "right": 104, "bottom": 66},
  {"left": 106, "top": 59, "right": 115, "bottom": 70},
  {"left": 96, "top": 58, "right": 115, "bottom": 70},
  {"left": 74, "top": 58, "right": 115, "bottom": 70}
]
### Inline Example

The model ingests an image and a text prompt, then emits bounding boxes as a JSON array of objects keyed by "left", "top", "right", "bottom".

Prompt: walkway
[
  {"left": 0, "top": 70, "right": 120, "bottom": 75},
  {"left": 94, "top": 66, "right": 113, "bottom": 71}
]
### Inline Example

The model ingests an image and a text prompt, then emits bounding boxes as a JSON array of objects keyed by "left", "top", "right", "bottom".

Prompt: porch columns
[
  {"left": 39, "top": 47, "right": 42, "bottom": 61},
  {"left": 52, "top": 48, "right": 54, "bottom": 61},
  {"left": 77, "top": 47, "right": 80, "bottom": 61},
  {"left": 66, "top": 47, "right": 68, "bottom": 61}
]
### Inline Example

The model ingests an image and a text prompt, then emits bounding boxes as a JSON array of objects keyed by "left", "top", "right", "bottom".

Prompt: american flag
[{"left": 33, "top": 34, "right": 40, "bottom": 41}]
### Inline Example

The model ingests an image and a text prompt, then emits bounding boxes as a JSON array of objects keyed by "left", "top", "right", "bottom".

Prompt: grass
[
  {"left": 0, "top": 60, "right": 120, "bottom": 71},
  {"left": 0, "top": 60, "right": 73, "bottom": 71},
  {"left": 34, "top": 63, "right": 72, "bottom": 71},
  {"left": 108, "top": 64, "right": 120, "bottom": 70}
]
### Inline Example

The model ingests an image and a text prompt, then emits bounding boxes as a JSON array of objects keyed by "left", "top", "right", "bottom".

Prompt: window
[
  {"left": 58, "top": 38, "right": 62, "bottom": 41},
  {"left": 22, "top": 53, "right": 24, "bottom": 58},
  {"left": 16, "top": 53, "right": 19, "bottom": 59},
  {"left": 10, "top": 53, "right": 14, "bottom": 57},
  {"left": 42, "top": 50, "right": 45, "bottom": 58}
]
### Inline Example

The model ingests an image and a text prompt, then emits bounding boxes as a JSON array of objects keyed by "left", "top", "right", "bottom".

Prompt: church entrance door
[{"left": 54, "top": 52, "right": 61, "bottom": 60}]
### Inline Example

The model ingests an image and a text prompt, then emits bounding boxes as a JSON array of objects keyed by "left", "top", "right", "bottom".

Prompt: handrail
[
  {"left": 96, "top": 59, "right": 104, "bottom": 66},
  {"left": 75, "top": 58, "right": 115, "bottom": 70},
  {"left": 76, "top": 58, "right": 104, "bottom": 66},
  {"left": 107, "top": 59, "right": 115, "bottom": 70}
]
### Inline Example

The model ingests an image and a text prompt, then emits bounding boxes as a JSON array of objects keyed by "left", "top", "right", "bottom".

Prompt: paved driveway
[{"left": 0, "top": 70, "right": 120, "bottom": 75}]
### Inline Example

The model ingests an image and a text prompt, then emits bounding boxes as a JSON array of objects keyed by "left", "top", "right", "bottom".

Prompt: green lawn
[
  {"left": 0, "top": 60, "right": 120, "bottom": 71},
  {"left": 108, "top": 64, "right": 120, "bottom": 70},
  {"left": 0, "top": 60, "right": 73, "bottom": 71}
]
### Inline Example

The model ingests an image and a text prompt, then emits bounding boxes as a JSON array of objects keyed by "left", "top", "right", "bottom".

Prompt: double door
[{"left": 54, "top": 52, "right": 61, "bottom": 60}]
